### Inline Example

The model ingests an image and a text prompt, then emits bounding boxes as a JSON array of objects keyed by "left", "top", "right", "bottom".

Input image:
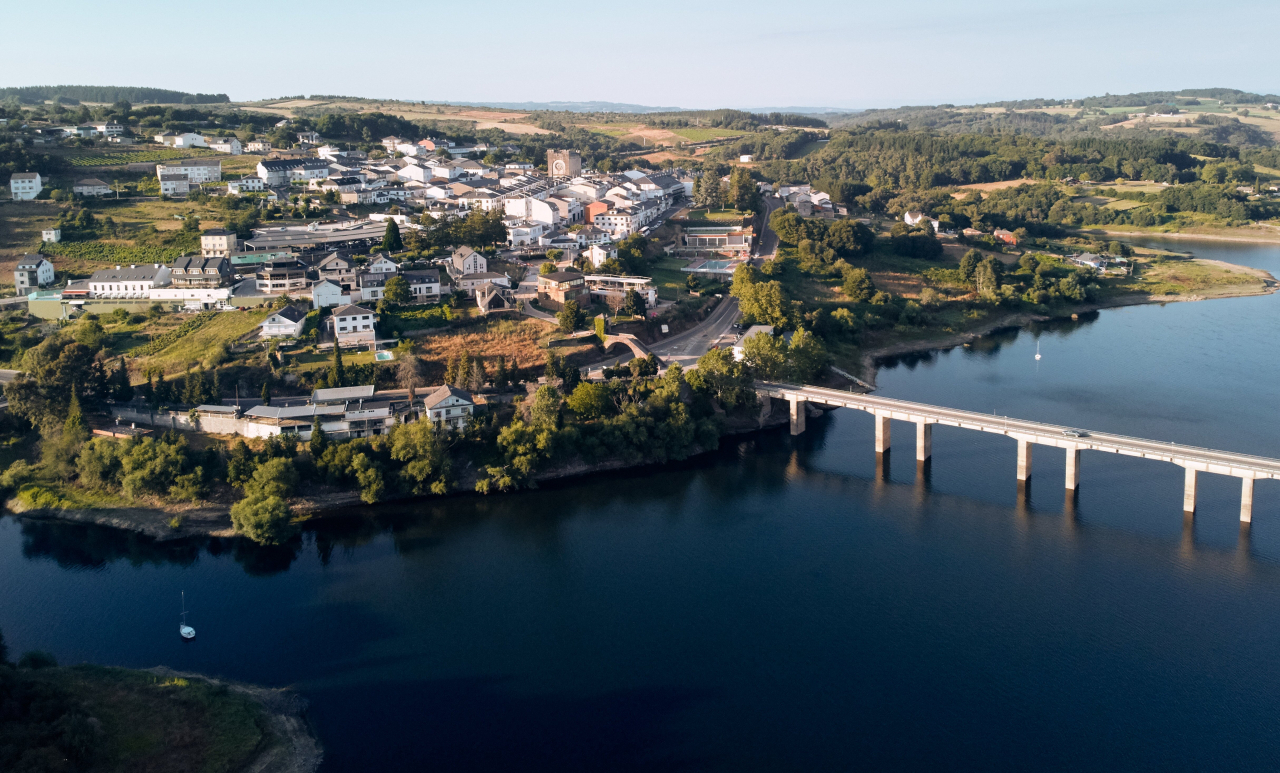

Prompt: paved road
[{"left": 755, "top": 195, "right": 784, "bottom": 260}]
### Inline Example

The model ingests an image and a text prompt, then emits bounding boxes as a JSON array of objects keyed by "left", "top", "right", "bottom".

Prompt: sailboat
[
  {"left": 1034, "top": 341, "right": 1042, "bottom": 361},
  {"left": 180, "top": 592, "right": 195, "bottom": 640}
]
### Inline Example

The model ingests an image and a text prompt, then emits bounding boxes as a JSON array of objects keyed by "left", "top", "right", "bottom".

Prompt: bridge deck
[{"left": 757, "top": 382, "right": 1280, "bottom": 481}]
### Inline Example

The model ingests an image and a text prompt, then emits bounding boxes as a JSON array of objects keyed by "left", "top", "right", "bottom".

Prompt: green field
[
  {"left": 685, "top": 208, "right": 748, "bottom": 222},
  {"left": 670, "top": 127, "right": 751, "bottom": 142},
  {"left": 649, "top": 257, "right": 695, "bottom": 300},
  {"left": 63, "top": 147, "right": 226, "bottom": 167}
]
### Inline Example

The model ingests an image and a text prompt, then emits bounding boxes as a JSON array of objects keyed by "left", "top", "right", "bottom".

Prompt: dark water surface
[{"left": 3, "top": 238, "right": 1280, "bottom": 772}]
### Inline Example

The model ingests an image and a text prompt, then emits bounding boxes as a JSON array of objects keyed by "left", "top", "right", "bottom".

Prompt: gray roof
[
  {"left": 263, "top": 306, "right": 307, "bottom": 323},
  {"left": 89, "top": 264, "right": 166, "bottom": 282},
  {"left": 75, "top": 178, "right": 109, "bottom": 187},
  {"left": 401, "top": 269, "right": 440, "bottom": 283},
  {"left": 312, "top": 385, "right": 376, "bottom": 403},
  {"left": 422, "top": 384, "right": 474, "bottom": 410},
  {"left": 16, "top": 254, "right": 49, "bottom": 270},
  {"left": 332, "top": 303, "right": 374, "bottom": 317},
  {"left": 10, "top": 172, "right": 39, "bottom": 180}
]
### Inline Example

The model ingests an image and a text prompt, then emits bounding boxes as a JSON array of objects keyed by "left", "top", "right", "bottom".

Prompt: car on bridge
[{"left": 1061, "top": 429, "right": 1088, "bottom": 438}]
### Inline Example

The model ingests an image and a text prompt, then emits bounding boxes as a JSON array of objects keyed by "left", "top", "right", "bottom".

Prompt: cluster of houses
[
  {"left": 245, "top": 145, "right": 688, "bottom": 250},
  {"left": 115, "top": 382, "right": 481, "bottom": 442},
  {"left": 904, "top": 211, "right": 1019, "bottom": 246}
]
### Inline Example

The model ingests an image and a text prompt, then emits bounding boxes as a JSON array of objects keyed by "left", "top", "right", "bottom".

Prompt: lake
[{"left": 2, "top": 237, "right": 1279, "bottom": 771}]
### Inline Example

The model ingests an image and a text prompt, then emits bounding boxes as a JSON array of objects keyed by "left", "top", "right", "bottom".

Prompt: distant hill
[
  {"left": 0, "top": 85, "right": 230, "bottom": 105},
  {"left": 456, "top": 100, "right": 688, "bottom": 113}
]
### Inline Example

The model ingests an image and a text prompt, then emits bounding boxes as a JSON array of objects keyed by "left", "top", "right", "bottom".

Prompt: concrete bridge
[{"left": 757, "top": 382, "right": 1279, "bottom": 522}]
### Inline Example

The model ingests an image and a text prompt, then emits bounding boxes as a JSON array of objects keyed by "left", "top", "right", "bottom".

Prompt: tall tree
[
  {"left": 381, "top": 219, "right": 403, "bottom": 252},
  {"left": 329, "top": 345, "right": 345, "bottom": 388}
]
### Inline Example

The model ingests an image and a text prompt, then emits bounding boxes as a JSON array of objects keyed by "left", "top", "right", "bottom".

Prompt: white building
[
  {"left": 73, "top": 178, "right": 111, "bottom": 196},
  {"left": 227, "top": 177, "right": 265, "bottom": 194},
  {"left": 246, "top": 140, "right": 272, "bottom": 153},
  {"left": 9, "top": 172, "right": 41, "bottom": 201},
  {"left": 154, "top": 132, "right": 207, "bottom": 148},
  {"left": 159, "top": 175, "right": 191, "bottom": 196},
  {"left": 331, "top": 304, "right": 377, "bottom": 346},
  {"left": 505, "top": 219, "right": 545, "bottom": 247},
  {"left": 504, "top": 196, "right": 559, "bottom": 227},
  {"left": 41, "top": 228, "right": 61, "bottom": 243},
  {"left": 259, "top": 306, "right": 308, "bottom": 339},
  {"left": 403, "top": 269, "right": 444, "bottom": 299},
  {"left": 256, "top": 158, "right": 329, "bottom": 185},
  {"left": 156, "top": 158, "right": 222, "bottom": 184},
  {"left": 14, "top": 256, "right": 54, "bottom": 292},
  {"left": 200, "top": 229, "right": 239, "bottom": 258},
  {"left": 366, "top": 255, "right": 398, "bottom": 274},
  {"left": 450, "top": 246, "right": 487, "bottom": 275},
  {"left": 586, "top": 244, "right": 618, "bottom": 268},
  {"left": 88, "top": 264, "right": 172, "bottom": 298},
  {"left": 94, "top": 122, "right": 125, "bottom": 137},
  {"left": 205, "top": 136, "right": 243, "bottom": 155},
  {"left": 310, "top": 279, "right": 350, "bottom": 309},
  {"left": 149, "top": 286, "right": 233, "bottom": 309},
  {"left": 584, "top": 274, "right": 657, "bottom": 310},
  {"left": 422, "top": 385, "right": 475, "bottom": 429}
]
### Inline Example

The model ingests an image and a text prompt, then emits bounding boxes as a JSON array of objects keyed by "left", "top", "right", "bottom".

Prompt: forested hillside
[{"left": 0, "top": 85, "right": 229, "bottom": 105}]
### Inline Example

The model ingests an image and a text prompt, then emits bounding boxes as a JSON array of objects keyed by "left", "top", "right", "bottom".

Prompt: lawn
[
  {"left": 649, "top": 257, "right": 696, "bottom": 301},
  {"left": 685, "top": 208, "right": 748, "bottom": 222},
  {"left": 290, "top": 349, "right": 379, "bottom": 372}
]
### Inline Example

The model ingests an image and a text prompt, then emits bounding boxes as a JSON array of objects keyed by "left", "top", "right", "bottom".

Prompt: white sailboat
[
  {"left": 180, "top": 591, "right": 195, "bottom": 640},
  {"left": 1034, "top": 341, "right": 1042, "bottom": 361}
]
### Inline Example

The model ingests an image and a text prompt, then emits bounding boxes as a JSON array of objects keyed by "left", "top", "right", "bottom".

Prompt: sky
[{"left": 5, "top": 0, "right": 1278, "bottom": 110}]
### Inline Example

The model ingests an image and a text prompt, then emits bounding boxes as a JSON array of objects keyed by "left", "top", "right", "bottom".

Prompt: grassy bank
[{"left": 1, "top": 662, "right": 301, "bottom": 773}]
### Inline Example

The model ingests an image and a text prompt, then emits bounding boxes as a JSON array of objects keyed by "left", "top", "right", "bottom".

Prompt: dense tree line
[{"left": 0, "top": 85, "right": 230, "bottom": 105}]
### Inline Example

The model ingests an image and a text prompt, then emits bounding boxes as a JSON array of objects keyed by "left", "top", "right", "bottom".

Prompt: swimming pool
[{"left": 374, "top": 351, "right": 394, "bottom": 361}]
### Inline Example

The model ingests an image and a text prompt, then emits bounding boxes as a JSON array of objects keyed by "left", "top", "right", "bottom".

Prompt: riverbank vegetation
[
  {"left": 733, "top": 206, "right": 1272, "bottom": 375},
  {"left": 0, "top": 631, "right": 279, "bottom": 773}
]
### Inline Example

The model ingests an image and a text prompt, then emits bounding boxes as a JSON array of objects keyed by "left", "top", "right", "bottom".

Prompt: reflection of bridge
[{"left": 757, "top": 382, "right": 1279, "bottom": 522}]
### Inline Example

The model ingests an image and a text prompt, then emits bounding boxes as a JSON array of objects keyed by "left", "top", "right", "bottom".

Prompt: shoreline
[
  {"left": 857, "top": 273, "right": 1277, "bottom": 388},
  {"left": 3, "top": 408, "right": 796, "bottom": 541},
  {"left": 1083, "top": 228, "right": 1280, "bottom": 246},
  {"left": 145, "top": 666, "right": 322, "bottom": 773}
]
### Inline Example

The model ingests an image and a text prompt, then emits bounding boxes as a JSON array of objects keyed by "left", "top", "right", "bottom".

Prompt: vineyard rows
[
  {"left": 133, "top": 312, "right": 218, "bottom": 356},
  {"left": 67, "top": 149, "right": 223, "bottom": 167},
  {"left": 40, "top": 242, "right": 185, "bottom": 264}
]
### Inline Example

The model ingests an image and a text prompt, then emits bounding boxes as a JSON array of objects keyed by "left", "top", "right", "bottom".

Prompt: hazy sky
[{"left": 5, "top": 0, "right": 1277, "bottom": 109}]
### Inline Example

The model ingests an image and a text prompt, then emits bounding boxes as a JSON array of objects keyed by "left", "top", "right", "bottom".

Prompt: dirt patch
[
  {"left": 0, "top": 201, "right": 60, "bottom": 257},
  {"left": 951, "top": 179, "right": 1036, "bottom": 198},
  {"left": 870, "top": 272, "right": 926, "bottom": 296}
]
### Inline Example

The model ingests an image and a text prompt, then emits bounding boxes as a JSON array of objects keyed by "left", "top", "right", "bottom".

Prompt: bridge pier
[
  {"left": 1241, "top": 477, "right": 1255, "bottom": 523},
  {"left": 1183, "top": 468, "right": 1197, "bottom": 513},
  {"left": 1065, "top": 448, "right": 1081, "bottom": 491},
  {"left": 1017, "top": 439, "right": 1032, "bottom": 482},
  {"left": 789, "top": 397, "right": 806, "bottom": 436},
  {"left": 875, "top": 415, "right": 891, "bottom": 454},
  {"left": 916, "top": 422, "right": 933, "bottom": 462}
]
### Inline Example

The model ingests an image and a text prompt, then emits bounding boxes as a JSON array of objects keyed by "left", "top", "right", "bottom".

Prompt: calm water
[{"left": 3, "top": 238, "right": 1280, "bottom": 772}]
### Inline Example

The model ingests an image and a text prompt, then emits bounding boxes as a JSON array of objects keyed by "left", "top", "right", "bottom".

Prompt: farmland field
[
  {"left": 670, "top": 127, "right": 751, "bottom": 142},
  {"left": 63, "top": 147, "right": 226, "bottom": 167}
]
